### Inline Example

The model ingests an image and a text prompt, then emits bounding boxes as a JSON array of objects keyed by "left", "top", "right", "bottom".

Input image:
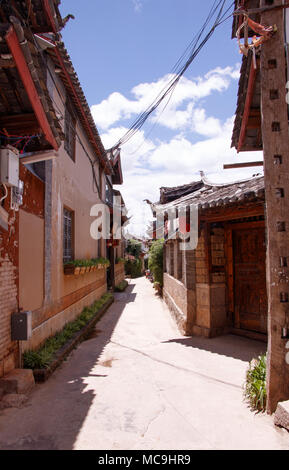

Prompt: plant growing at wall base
[
  {"left": 23, "top": 293, "right": 113, "bottom": 370},
  {"left": 244, "top": 353, "right": 267, "bottom": 412},
  {"left": 154, "top": 282, "right": 162, "bottom": 296},
  {"left": 148, "top": 239, "right": 164, "bottom": 287},
  {"left": 115, "top": 280, "right": 128, "bottom": 292}
]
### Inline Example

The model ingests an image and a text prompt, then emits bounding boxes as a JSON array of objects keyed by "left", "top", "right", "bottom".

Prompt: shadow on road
[
  {"left": 0, "top": 283, "right": 136, "bottom": 450},
  {"left": 162, "top": 334, "right": 267, "bottom": 363}
]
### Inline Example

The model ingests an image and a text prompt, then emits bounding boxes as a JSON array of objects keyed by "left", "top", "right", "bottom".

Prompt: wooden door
[{"left": 233, "top": 227, "right": 267, "bottom": 334}]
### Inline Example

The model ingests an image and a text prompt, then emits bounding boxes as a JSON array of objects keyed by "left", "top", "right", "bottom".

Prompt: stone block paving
[{"left": 0, "top": 278, "right": 288, "bottom": 450}]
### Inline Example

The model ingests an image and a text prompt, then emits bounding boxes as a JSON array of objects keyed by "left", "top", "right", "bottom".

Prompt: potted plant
[{"left": 64, "top": 263, "right": 75, "bottom": 275}]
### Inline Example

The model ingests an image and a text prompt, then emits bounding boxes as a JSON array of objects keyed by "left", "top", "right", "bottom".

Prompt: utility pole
[{"left": 260, "top": 0, "right": 289, "bottom": 413}]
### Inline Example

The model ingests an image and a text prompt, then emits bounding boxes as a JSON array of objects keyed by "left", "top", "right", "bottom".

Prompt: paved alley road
[{"left": 0, "top": 277, "right": 288, "bottom": 450}]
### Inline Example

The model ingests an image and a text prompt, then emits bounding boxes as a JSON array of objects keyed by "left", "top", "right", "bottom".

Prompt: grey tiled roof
[{"left": 154, "top": 176, "right": 265, "bottom": 211}]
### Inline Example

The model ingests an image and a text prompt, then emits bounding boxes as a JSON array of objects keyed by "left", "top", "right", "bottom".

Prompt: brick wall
[
  {"left": 0, "top": 257, "right": 18, "bottom": 376},
  {"left": 0, "top": 188, "right": 19, "bottom": 378},
  {"left": 196, "top": 231, "right": 209, "bottom": 284},
  {"left": 210, "top": 227, "right": 226, "bottom": 284}
]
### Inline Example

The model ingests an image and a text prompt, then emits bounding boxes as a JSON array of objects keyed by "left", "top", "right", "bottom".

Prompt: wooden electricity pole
[{"left": 260, "top": 0, "right": 289, "bottom": 413}]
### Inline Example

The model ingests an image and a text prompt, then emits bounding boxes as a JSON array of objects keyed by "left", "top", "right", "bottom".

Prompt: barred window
[
  {"left": 64, "top": 106, "right": 76, "bottom": 162},
  {"left": 63, "top": 208, "right": 74, "bottom": 264}
]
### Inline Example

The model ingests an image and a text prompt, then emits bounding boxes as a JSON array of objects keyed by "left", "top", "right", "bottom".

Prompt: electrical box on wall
[
  {"left": 0, "top": 147, "right": 19, "bottom": 187},
  {"left": 11, "top": 311, "right": 32, "bottom": 341}
]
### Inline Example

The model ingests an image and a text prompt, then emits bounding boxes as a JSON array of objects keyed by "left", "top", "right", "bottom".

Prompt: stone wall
[
  {"left": 163, "top": 224, "right": 228, "bottom": 338},
  {"left": 163, "top": 273, "right": 190, "bottom": 334}
]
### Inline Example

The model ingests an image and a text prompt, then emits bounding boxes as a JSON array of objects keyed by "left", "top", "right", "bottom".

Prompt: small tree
[
  {"left": 125, "top": 258, "right": 142, "bottom": 278},
  {"left": 126, "top": 239, "right": 142, "bottom": 258},
  {"left": 148, "top": 239, "right": 164, "bottom": 286}
]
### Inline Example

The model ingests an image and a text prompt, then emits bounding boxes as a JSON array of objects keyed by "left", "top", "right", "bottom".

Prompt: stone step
[
  {"left": 274, "top": 400, "right": 289, "bottom": 430},
  {"left": 0, "top": 394, "right": 28, "bottom": 410},
  {"left": 0, "top": 369, "right": 35, "bottom": 395}
]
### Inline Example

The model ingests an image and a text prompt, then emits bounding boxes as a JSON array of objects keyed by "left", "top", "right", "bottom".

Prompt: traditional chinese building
[
  {"left": 0, "top": 0, "right": 125, "bottom": 377},
  {"left": 152, "top": 175, "right": 266, "bottom": 341}
]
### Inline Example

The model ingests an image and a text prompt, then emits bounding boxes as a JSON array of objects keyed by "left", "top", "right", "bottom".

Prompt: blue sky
[{"left": 60, "top": 0, "right": 263, "bottom": 236}]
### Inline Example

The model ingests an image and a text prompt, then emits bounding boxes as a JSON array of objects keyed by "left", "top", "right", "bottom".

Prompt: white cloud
[
  {"left": 109, "top": 118, "right": 263, "bottom": 237},
  {"left": 100, "top": 126, "right": 155, "bottom": 173},
  {"left": 91, "top": 63, "right": 263, "bottom": 237},
  {"left": 91, "top": 65, "right": 240, "bottom": 131}
]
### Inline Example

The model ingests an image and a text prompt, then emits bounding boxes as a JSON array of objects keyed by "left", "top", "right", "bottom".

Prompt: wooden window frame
[{"left": 63, "top": 206, "right": 75, "bottom": 264}]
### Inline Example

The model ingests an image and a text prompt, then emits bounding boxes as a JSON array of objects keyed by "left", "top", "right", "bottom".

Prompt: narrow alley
[{"left": 0, "top": 278, "right": 287, "bottom": 451}]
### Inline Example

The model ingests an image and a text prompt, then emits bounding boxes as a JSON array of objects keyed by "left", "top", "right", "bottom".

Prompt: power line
[{"left": 109, "top": 0, "right": 235, "bottom": 151}]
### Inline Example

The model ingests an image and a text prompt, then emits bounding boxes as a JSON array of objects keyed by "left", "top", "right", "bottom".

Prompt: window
[
  {"left": 63, "top": 208, "right": 74, "bottom": 264},
  {"left": 177, "top": 243, "right": 183, "bottom": 281},
  {"left": 64, "top": 106, "right": 76, "bottom": 161}
]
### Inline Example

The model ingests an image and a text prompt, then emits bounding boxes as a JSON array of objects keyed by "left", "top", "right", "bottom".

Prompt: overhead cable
[{"left": 109, "top": 0, "right": 235, "bottom": 151}]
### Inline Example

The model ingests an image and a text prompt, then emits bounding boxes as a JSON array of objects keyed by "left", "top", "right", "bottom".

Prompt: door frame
[{"left": 224, "top": 219, "right": 266, "bottom": 331}]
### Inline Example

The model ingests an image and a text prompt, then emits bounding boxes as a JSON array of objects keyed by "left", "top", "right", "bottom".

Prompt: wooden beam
[
  {"left": 0, "top": 59, "right": 15, "bottom": 68},
  {"left": 0, "top": 113, "right": 40, "bottom": 135},
  {"left": 201, "top": 204, "right": 264, "bottom": 223},
  {"left": 43, "top": 0, "right": 58, "bottom": 33},
  {"left": 20, "top": 150, "right": 58, "bottom": 164},
  {"left": 0, "top": 113, "right": 36, "bottom": 125},
  {"left": 224, "top": 161, "right": 264, "bottom": 170},
  {"left": 0, "top": 88, "right": 11, "bottom": 113},
  {"left": 3, "top": 68, "right": 25, "bottom": 111},
  {"left": 238, "top": 59, "right": 258, "bottom": 153},
  {"left": 25, "top": 0, "right": 38, "bottom": 30},
  {"left": 5, "top": 26, "right": 59, "bottom": 150},
  {"left": 235, "top": 3, "right": 289, "bottom": 16},
  {"left": 247, "top": 116, "right": 262, "bottom": 129},
  {"left": 226, "top": 220, "right": 265, "bottom": 230}
]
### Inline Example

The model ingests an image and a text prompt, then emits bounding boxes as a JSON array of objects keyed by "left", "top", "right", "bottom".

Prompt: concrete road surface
[{"left": 0, "top": 277, "right": 288, "bottom": 450}]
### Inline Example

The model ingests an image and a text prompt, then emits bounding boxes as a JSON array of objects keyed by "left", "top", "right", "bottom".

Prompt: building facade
[
  {"left": 232, "top": 0, "right": 289, "bottom": 413},
  {"left": 0, "top": 0, "right": 125, "bottom": 376},
  {"left": 152, "top": 176, "right": 266, "bottom": 340}
]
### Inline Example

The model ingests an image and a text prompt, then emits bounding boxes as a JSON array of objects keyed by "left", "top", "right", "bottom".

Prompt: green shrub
[
  {"left": 126, "top": 239, "right": 142, "bottom": 258},
  {"left": 115, "top": 280, "right": 128, "bottom": 292},
  {"left": 148, "top": 239, "right": 164, "bottom": 286},
  {"left": 244, "top": 354, "right": 267, "bottom": 412},
  {"left": 65, "top": 257, "right": 110, "bottom": 267},
  {"left": 125, "top": 258, "right": 142, "bottom": 278},
  {"left": 23, "top": 293, "right": 113, "bottom": 370}
]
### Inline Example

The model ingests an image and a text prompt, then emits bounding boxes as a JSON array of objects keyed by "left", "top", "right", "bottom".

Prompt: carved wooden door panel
[{"left": 233, "top": 228, "right": 267, "bottom": 334}]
